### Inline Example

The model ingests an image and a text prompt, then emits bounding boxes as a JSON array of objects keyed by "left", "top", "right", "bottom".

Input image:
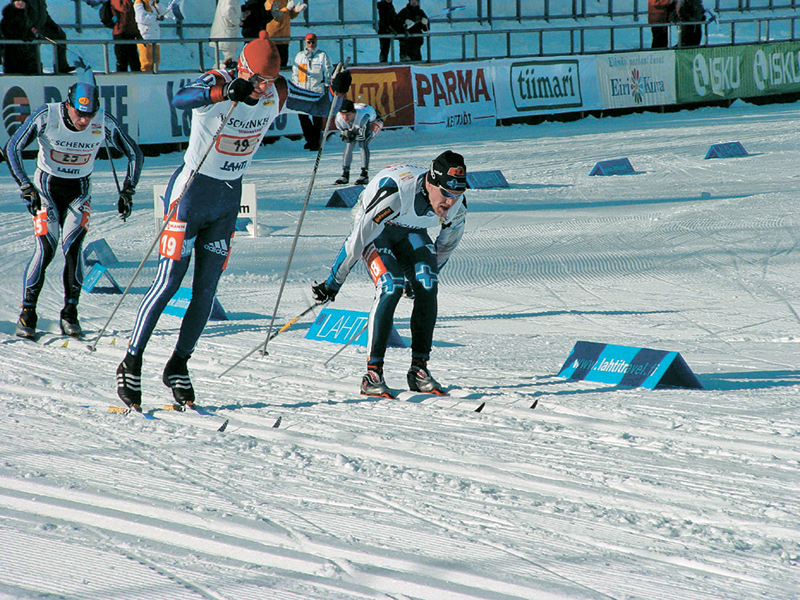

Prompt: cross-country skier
[
  {"left": 333, "top": 99, "right": 383, "bottom": 185},
  {"left": 5, "top": 69, "right": 143, "bottom": 340},
  {"left": 116, "top": 31, "right": 351, "bottom": 411},
  {"left": 312, "top": 150, "right": 468, "bottom": 398}
]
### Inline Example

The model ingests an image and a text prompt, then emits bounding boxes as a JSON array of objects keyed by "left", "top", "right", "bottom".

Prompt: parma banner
[
  {"left": 410, "top": 61, "right": 497, "bottom": 129},
  {"left": 596, "top": 51, "right": 676, "bottom": 109},
  {"left": 676, "top": 41, "right": 800, "bottom": 103},
  {"left": 492, "top": 55, "right": 600, "bottom": 119}
]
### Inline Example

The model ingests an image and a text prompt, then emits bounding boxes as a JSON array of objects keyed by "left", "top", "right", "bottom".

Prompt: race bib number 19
[{"left": 159, "top": 219, "right": 187, "bottom": 260}]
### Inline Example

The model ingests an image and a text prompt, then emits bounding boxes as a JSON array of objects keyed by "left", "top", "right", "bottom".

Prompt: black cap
[
  {"left": 339, "top": 99, "right": 355, "bottom": 113},
  {"left": 428, "top": 150, "right": 467, "bottom": 192}
]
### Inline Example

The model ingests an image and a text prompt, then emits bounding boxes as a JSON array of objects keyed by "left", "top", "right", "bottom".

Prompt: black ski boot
[
  {"left": 116, "top": 354, "right": 142, "bottom": 411},
  {"left": 15, "top": 306, "right": 37, "bottom": 339},
  {"left": 59, "top": 304, "right": 82, "bottom": 338},
  {"left": 162, "top": 353, "right": 195, "bottom": 407},
  {"left": 334, "top": 169, "right": 350, "bottom": 185},
  {"left": 354, "top": 168, "right": 369, "bottom": 185},
  {"left": 361, "top": 364, "right": 394, "bottom": 398},
  {"left": 407, "top": 360, "right": 446, "bottom": 395}
]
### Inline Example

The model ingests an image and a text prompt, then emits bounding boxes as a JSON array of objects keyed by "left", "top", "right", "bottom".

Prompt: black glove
[
  {"left": 312, "top": 281, "right": 338, "bottom": 303},
  {"left": 403, "top": 280, "right": 415, "bottom": 299},
  {"left": 330, "top": 70, "right": 352, "bottom": 95},
  {"left": 340, "top": 130, "right": 357, "bottom": 143},
  {"left": 118, "top": 185, "right": 134, "bottom": 221},
  {"left": 223, "top": 77, "right": 255, "bottom": 102},
  {"left": 21, "top": 183, "right": 41, "bottom": 215}
]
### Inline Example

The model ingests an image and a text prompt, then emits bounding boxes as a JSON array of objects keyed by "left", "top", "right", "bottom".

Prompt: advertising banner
[
  {"left": 346, "top": 66, "right": 415, "bottom": 128},
  {"left": 676, "top": 41, "right": 800, "bottom": 103},
  {"left": 411, "top": 61, "right": 497, "bottom": 129},
  {"left": 492, "top": 55, "right": 600, "bottom": 119},
  {"left": 596, "top": 51, "right": 676, "bottom": 109}
]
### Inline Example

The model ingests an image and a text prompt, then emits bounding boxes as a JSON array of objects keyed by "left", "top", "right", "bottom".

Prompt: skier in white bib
[
  {"left": 312, "top": 151, "right": 468, "bottom": 398},
  {"left": 116, "top": 31, "right": 351, "bottom": 412},
  {"left": 5, "top": 73, "right": 143, "bottom": 340}
]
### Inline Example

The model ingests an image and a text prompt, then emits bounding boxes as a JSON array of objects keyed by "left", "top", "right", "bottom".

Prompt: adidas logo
[{"left": 204, "top": 239, "right": 229, "bottom": 256}]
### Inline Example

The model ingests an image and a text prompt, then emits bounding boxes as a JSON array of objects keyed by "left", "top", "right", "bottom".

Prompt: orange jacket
[{"left": 648, "top": 0, "right": 676, "bottom": 24}]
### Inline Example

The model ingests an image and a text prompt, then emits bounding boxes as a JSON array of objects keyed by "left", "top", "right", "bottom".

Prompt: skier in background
[
  {"left": 5, "top": 67, "right": 142, "bottom": 340},
  {"left": 333, "top": 99, "right": 383, "bottom": 185},
  {"left": 312, "top": 150, "right": 468, "bottom": 398},
  {"left": 115, "top": 31, "right": 351, "bottom": 412}
]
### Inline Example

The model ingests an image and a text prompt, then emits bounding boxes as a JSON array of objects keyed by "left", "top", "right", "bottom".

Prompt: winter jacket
[
  {"left": 397, "top": 3, "right": 429, "bottom": 35},
  {"left": 292, "top": 48, "right": 332, "bottom": 95},
  {"left": 377, "top": 0, "right": 402, "bottom": 35},
  {"left": 265, "top": 0, "right": 303, "bottom": 44},
  {"left": 648, "top": 0, "right": 676, "bottom": 24},
  {"left": 0, "top": 3, "right": 39, "bottom": 74},
  {"left": 110, "top": 0, "right": 140, "bottom": 37},
  {"left": 134, "top": 0, "right": 161, "bottom": 41},
  {"left": 677, "top": 0, "right": 705, "bottom": 22},
  {"left": 240, "top": 0, "right": 270, "bottom": 39}
]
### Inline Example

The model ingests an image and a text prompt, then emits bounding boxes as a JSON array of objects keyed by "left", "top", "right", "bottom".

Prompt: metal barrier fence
[{"left": 9, "top": 11, "right": 798, "bottom": 75}]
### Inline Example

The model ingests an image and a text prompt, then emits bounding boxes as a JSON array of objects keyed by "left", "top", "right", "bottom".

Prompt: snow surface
[{"left": 1, "top": 100, "right": 800, "bottom": 599}]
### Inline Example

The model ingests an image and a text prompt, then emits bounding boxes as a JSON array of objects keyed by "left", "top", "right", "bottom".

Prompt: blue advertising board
[
  {"left": 589, "top": 157, "right": 635, "bottom": 176},
  {"left": 704, "top": 141, "right": 748, "bottom": 159},
  {"left": 305, "top": 307, "right": 405, "bottom": 347},
  {"left": 163, "top": 287, "right": 228, "bottom": 321},
  {"left": 557, "top": 341, "right": 702, "bottom": 389}
]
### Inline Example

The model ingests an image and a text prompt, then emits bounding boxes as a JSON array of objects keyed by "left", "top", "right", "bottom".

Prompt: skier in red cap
[{"left": 116, "top": 31, "right": 351, "bottom": 412}]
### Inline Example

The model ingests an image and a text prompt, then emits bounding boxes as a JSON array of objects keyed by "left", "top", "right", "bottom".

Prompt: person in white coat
[
  {"left": 209, "top": 0, "right": 242, "bottom": 69},
  {"left": 291, "top": 32, "right": 332, "bottom": 151}
]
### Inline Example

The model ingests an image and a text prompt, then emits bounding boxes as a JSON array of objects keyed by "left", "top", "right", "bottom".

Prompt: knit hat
[
  {"left": 238, "top": 31, "right": 281, "bottom": 79},
  {"left": 428, "top": 150, "right": 467, "bottom": 192}
]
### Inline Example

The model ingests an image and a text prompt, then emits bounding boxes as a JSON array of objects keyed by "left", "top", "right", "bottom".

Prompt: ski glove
[
  {"left": 21, "top": 183, "right": 41, "bottom": 215},
  {"left": 312, "top": 281, "right": 338, "bottom": 303},
  {"left": 224, "top": 77, "right": 255, "bottom": 102},
  {"left": 340, "top": 130, "right": 358, "bottom": 143},
  {"left": 330, "top": 70, "right": 352, "bottom": 95},
  {"left": 118, "top": 185, "right": 135, "bottom": 221}
]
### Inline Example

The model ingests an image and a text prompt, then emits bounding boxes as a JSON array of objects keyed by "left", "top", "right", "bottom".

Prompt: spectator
[
  {"left": 377, "top": 0, "right": 401, "bottom": 63},
  {"left": 648, "top": 0, "right": 675, "bottom": 49},
  {"left": 1, "top": 0, "right": 40, "bottom": 74},
  {"left": 110, "top": 0, "right": 141, "bottom": 72},
  {"left": 333, "top": 99, "right": 383, "bottom": 185},
  {"left": 26, "top": 0, "right": 72, "bottom": 73},
  {"left": 240, "top": 0, "right": 271, "bottom": 40},
  {"left": 397, "top": 0, "right": 428, "bottom": 62},
  {"left": 133, "top": 0, "right": 163, "bottom": 72},
  {"left": 291, "top": 32, "right": 332, "bottom": 151},
  {"left": 265, "top": 0, "right": 306, "bottom": 68},
  {"left": 677, "top": 0, "right": 705, "bottom": 47},
  {"left": 209, "top": 0, "right": 241, "bottom": 68}
]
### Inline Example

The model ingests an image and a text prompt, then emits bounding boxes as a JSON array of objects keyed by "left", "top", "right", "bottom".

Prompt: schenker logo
[{"left": 204, "top": 238, "right": 229, "bottom": 256}]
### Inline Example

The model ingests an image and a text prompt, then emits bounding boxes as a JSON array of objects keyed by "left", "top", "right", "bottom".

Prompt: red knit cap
[{"left": 238, "top": 31, "right": 280, "bottom": 79}]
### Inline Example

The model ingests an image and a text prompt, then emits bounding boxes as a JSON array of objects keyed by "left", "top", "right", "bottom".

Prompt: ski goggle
[{"left": 439, "top": 187, "right": 464, "bottom": 200}]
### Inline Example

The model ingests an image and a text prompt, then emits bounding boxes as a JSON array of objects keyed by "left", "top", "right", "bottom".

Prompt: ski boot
[
  {"left": 59, "top": 304, "right": 82, "bottom": 338},
  {"left": 361, "top": 364, "right": 394, "bottom": 398},
  {"left": 15, "top": 306, "right": 37, "bottom": 339},
  {"left": 354, "top": 168, "right": 369, "bottom": 185},
  {"left": 407, "top": 360, "right": 446, "bottom": 395},
  {"left": 116, "top": 354, "right": 143, "bottom": 412},
  {"left": 334, "top": 169, "right": 350, "bottom": 185},
  {"left": 162, "top": 353, "right": 195, "bottom": 408}
]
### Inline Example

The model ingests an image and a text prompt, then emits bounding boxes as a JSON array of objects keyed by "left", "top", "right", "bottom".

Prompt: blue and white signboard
[
  {"left": 163, "top": 287, "right": 229, "bottom": 321},
  {"left": 557, "top": 341, "right": 702, "bottom": 389},
  {"left": 305, "top": 308, "right": 405, "bottom": 347}
]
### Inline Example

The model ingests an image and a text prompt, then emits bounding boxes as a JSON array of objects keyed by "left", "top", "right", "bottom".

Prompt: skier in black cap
[
  {"left": 312, "top": 150, "right": 468, "bottom": 398},
  {"left": 5, "top": 68, "right": 143, "bottom": 340}
]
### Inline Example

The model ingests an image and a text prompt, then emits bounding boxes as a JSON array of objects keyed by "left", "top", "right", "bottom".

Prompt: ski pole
[
  {"left": 218, "top": 299, "right": 329, "bottom": 377},
  {"left": 323, "top": 321, "right": 368, "bottom": 367},
  {"left": 87, "top": 100, "right": 239, "bottom": 353},
  {"left": 103, "top": 138, "right": 126, "bottom": 221},
  {"left": 259, "top": 59, "right": 350, "bottom": 356}
]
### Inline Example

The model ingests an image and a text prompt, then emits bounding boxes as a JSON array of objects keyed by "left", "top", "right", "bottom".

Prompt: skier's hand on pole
[
  {"left": 330, "top": 69, "right": 352, "bottom": 97},
  {"left": 117, "top": 185, "right": 135, "bottom": 221}
]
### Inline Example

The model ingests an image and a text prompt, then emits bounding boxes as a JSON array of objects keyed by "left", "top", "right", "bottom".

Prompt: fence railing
[{"left": 8, "top": 11, "right": 795, "bottom": 76}]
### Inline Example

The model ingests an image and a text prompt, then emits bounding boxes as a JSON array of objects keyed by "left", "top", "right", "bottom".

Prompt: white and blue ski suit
[
  {"left": 5, "top": 102, "right": 142, "bottom": 312},
  {"left": 127, "top": 69, "right": 338, "bottom": 361},
  {"left": 322, "top": 164, "right": 467, "bottom": 365}
]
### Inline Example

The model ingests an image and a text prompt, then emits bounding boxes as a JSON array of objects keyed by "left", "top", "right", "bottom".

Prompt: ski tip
[
  {"left": 217, "top": 419, "right": 229, "bottom": 433},
  {"left": 107, "top": 405, "right": 130, "bottom": 415},
  {"left": 530, "top": 398, "right": 539, "bottom": 410},
  {"left": 475, "top": 401, "right": 485, "bottom": 413},
  {"left": 272, "top": 416, "right": 282, "bottom": 428}
]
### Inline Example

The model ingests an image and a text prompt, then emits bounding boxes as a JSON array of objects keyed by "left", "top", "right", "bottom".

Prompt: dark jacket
[
  {"left": 677, "top": 0, "right": 705, "bottom": 22},
  {"left": 240, "top": 0, "right": 272, "bottom": 40},
  {"left": 110, "top": 0, "right": 140, "bottom": 37},
  {"left": 397, "top": 3, "right": 429, "bottom": 35},
  {"left": 377, "top": 1, "right": 402, "bottom": 35},
  {"left": 1, "top": 3, "right": 40, "bottom": 74}
]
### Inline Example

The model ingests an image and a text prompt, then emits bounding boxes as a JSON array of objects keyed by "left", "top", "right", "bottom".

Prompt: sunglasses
[
  {"left": 306, "top": 39, "right": 317, "bottom": 44},
  {"left": 439, "top": 187, "right": 464, "bottom": 200}
]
